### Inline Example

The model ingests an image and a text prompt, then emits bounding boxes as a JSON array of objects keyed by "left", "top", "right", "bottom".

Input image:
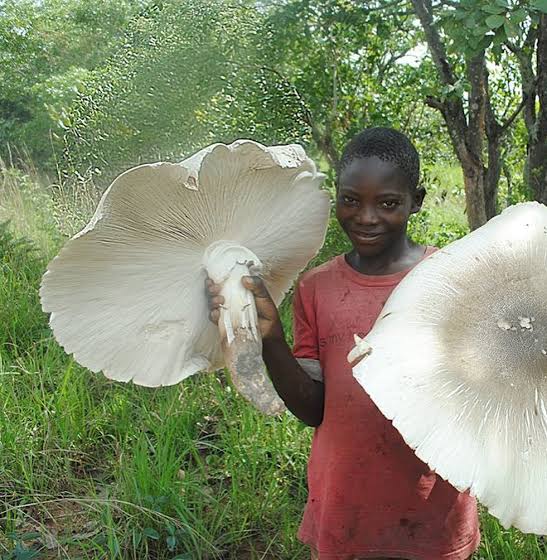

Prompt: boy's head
[
  {"left": 335, "top": 127, "right": 425, "bottom": 257},
  {"left": 337, "top": 127, "right": 420, "bottom": 191}
]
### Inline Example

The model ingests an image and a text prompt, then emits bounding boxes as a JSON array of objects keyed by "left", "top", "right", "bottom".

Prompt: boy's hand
[
  {"left": 241, "top": 276, "right": 284, "bottom": 341},
  {"left": 205, "top": 276, "right": 285, "bottom": 341},
  {"left": 205, "top": 278, "right": 225, "bottom": 325}
]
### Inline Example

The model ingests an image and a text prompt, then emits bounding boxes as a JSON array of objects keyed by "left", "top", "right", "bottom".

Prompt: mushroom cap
[
  {"left": 41, "top": 140, "right": 329, "bottom": 387},
  {"left": 351, "top": 202, "right": 547, "bottom": 534}
]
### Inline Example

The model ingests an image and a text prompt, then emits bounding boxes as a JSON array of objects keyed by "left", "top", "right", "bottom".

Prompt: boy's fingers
[
  {"left": 205, "top": 278, "right": 222, "bottom": 325},
  {"left": 205, "top": 277, "right": 222, "bottom": 296},
  {"left": 242, "top": 275, "right": 269, "bottom": 298},
  {"left": 209, "top": 308, "right": 220, "bottom": 324},
  {"left": 209, "top": 295, "right": 224, "bottom": 308},
  {"left": 346, "top": 335, "right": 371, "bottom": 367}
]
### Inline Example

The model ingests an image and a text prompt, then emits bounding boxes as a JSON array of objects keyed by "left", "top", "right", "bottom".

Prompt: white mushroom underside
[
  {"left": 352, "top": 202, "right": 547, "bottom": 534},
  {"left": 41, "top": 141, "right": 329, "bottom": 392}
]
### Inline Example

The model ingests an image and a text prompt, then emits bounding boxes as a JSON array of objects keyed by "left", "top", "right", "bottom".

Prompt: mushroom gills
[{"left": 204, "top": 241, "right": 285, "bottom": 415}]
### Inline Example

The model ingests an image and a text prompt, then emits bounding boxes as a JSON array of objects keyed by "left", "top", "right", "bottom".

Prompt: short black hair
[{"left": 337, "top": 127, "right": 420, "bottom": 191}]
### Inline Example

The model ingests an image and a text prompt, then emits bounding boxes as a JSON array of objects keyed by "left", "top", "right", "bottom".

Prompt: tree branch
[
  {"left": 360, "top": 0, "right": 409, "bottom": 13},
  {"left": 425, "top": 95, "right": 445, "bottom": 112},
  {"left": 376, "top": 50, "right": 406, "bottom": 83},
  {"left": 412, "top": 0, "right": 471, "bottom": 164},
  {"left": 466, "top": 53, "right": 487, "bottom": 161},
  {"left": 410, "top": 0, "right": 456, "bottom": 86},
  {"left": 484, "top": 68, "right": 500, "bottom": 140},
  {"left": 329, "top": 48, "right": 338, "bottom": 128},
  {"left": 536, "top": 14, "right": 547, "bottom": 137},
  {"left": 499, "top": 92, "right": 531, "bottom": 133},
  {"left": 506, "top": 26, "right": 538, "bottom": 132}
]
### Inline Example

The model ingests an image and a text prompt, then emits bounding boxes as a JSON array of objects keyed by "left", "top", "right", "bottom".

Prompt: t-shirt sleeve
[{"left": 292, "top": 277, "right": 323, "bottom": 382}]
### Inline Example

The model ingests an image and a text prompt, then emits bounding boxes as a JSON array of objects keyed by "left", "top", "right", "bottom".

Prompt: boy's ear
[{"left": 411, "top": 185, "right": 426, "bottom": 213}]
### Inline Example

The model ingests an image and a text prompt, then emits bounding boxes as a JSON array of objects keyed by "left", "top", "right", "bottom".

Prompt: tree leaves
[
  {"left": 0, "top": 0, "right": 145, "bottom": 168},
  {"left": 485, "top": 14, "right": 506, "bottom": 28},
  {"left": 62, "top": 0, "right": 309, "bottom": 184},
  {"left": 443, "top": 0, "right": 544, "bottom": 58},
  {"left": 263, "top": 0, "right": 447, "bottom": 165},
  {"left": 481, "top": 4, "right": 505, "bottom": 14},
  {"left": 531, "top": 0, "right": 547, "bottom": 13}
]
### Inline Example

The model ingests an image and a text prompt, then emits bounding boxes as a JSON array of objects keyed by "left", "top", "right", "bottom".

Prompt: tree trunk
[
  {"left": 461, "top": 161, "right": 488, "bottom": 230},
  {"left": 503, "top": 161, "right": 513, "bottom": 207},
  {"left": 412, "top": 0, "right": 492, "bottom": 230},
  {"left": 527, "top": 14, "right": 547, "bottom": 204},
  {"left": 464, "top": 54, "right": 490, "bottom": 227},
  {"left": 308, "top": 120, "right": 340, "bottom": 170},
  {"left": 485, "top": 85, "right": 502, "bottom": 219},
  {"left": 484, "top": 138, "right": 502, "bottom": 218}
]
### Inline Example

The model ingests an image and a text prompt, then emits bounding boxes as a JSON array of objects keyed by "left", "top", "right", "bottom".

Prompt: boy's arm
[
  {"left": 206, "top": 276, "right": 324, "bottom": 427},
  {"left": 262, "top": 336, "right": 325, "bottom": 427}
]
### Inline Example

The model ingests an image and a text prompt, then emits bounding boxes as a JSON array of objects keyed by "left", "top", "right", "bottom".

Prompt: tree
[
  {"left": 0, "top": 0, "right": 146, "bottom": 168},
  {"left": 410, "top": 0, "right": 547, "bottom": 229},
  {"left": 63, "top": 0, "right": 310, "bottom": 184},
  {"left": 265, "top": 0, "right": 449, "bottom": 170},
  {"left": 507, "top": 12, "right": 546, "bottom": 204}
]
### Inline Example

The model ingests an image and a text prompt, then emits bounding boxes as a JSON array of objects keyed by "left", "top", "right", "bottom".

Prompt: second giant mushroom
[{"left": 348, "top": 202, "right": 547, "bottom": 534}]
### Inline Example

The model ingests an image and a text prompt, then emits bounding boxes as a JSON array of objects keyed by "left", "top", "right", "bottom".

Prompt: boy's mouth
[{"left": 350, "top": 230, "right": 384, "bottom": 243}]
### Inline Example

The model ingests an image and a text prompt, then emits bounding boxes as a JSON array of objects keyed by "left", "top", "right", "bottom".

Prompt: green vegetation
[
  {"left": 2, "top": 1, "right": 545, "bottom": 221},
  {"left": 2, "top": 0, "right": 546, "bottom": 557},
  {"left": 1, "top": 165, "right": 546, "bottom": 559}
]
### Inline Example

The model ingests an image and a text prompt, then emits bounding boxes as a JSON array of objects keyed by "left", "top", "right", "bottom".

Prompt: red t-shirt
[{"left": 293, "top": 250, "right": 480, "bottom": 560}]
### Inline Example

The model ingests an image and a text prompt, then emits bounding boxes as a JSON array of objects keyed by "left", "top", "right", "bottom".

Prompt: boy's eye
[
  {"left": 341, "top": 195, "right": 358, "bottom": 205},
  {"left": 380, "top": 200, "right": 400, "bottom": 209}
]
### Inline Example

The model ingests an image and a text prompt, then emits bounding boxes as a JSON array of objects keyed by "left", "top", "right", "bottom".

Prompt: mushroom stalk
[{"left": 204, "top": 241, "right": 285, "bottom": 415}]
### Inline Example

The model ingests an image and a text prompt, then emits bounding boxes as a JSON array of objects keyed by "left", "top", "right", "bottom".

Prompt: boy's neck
[{"left": 345, "top": 236, "right": 425, "bottom": 276}]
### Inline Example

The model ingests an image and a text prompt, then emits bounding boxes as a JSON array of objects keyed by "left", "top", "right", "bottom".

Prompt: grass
[{"left": 0, "top": 161, "right": 545, "bottom": 559}]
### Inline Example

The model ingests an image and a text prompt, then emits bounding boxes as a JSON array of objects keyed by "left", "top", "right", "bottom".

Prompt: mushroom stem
[
  {"left": 204, "top": 241, "right": 286, "bottom": 415},
  {"left": 221, "top": 327, "right": 286, "bottom": 415}
]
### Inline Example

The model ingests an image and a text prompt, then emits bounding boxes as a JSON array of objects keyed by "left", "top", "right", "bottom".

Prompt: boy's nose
[{"left": 355, "top": 207, "right": 380, "bottom": 225}]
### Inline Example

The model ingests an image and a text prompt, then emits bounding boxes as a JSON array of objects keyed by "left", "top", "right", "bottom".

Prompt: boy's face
[{"left": 336, "top": 156, "right": 424, "bottom": 258}]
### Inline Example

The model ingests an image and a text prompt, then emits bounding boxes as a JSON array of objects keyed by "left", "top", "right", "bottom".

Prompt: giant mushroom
[
  {"left": 41, "top": 140, "right": 330, "bottom": 415},
  {"left": 348, "top": 202, "right": 547, "bottom": 534}
]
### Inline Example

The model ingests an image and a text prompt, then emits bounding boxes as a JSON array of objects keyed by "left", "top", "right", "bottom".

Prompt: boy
[{"left": 206, "top": 127, "right": 480, "bottom": 559}]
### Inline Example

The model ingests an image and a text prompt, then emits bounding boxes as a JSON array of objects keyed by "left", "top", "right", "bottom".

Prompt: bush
[{"left": 0, "top": 222, "right": 50, "bottom": 356}]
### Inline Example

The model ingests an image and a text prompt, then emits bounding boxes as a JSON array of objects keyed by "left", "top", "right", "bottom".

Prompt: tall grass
[{"left": 1, "top": 162, "right": 545, "bottom": 559}]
